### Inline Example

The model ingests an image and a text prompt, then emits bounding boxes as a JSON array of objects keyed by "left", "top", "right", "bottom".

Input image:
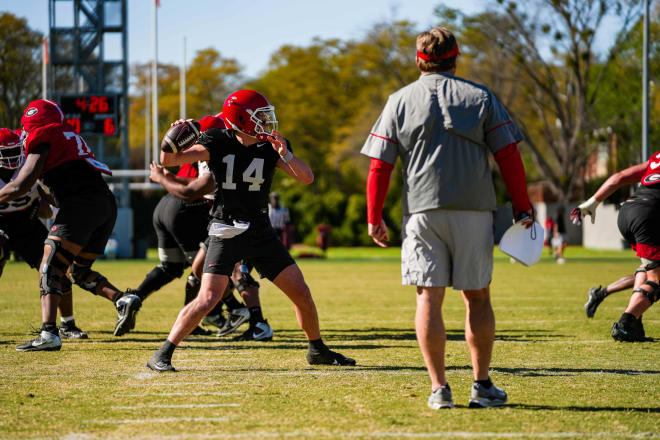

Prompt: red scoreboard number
[{"left": 58, "top": 95, "right": 119, "bottom": 136}]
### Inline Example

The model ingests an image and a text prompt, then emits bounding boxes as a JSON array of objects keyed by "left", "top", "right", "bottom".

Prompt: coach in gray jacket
[{"left": 361, "top": 27, "right": 533, "bottom": 409}]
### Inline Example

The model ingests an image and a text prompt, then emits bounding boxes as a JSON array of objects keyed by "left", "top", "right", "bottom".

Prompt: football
[{"left": 160, "top": 120, "right": 201, "bottom": 153}]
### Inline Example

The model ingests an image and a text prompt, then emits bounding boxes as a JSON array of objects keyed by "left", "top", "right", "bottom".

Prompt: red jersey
[
  {"left": 641, "top": 150, "right": 660, "bottom": 187},
  {"left": 23, "top": 123, "right": 111, "bottom": 176},
  {"left": 176, "top": 163, "right": 199, "bottom": 179}
]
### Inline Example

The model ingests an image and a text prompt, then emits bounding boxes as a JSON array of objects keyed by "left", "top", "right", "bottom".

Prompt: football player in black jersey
[
  {"left": 571, "top": 151, "right": 660, "bottom": 341},
  {"left": 147, "top": 90, "right": 355, "bottom": 371}
]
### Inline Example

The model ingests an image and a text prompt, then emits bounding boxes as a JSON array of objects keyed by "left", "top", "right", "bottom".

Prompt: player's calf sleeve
[
  {"left": 184, "top": 273, "right": 201, "bottom": 305},
  {"left": 135, "top": 262, "right": 184, "bottom": 300},
  {"left": 71, "top": 256, "right": 108, "bottom": 295},
  {"left": 223, "top": 292, "right": 244, "bottom": 311}
]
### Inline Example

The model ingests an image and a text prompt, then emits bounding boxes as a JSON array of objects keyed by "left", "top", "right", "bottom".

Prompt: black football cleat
[
  {"left": 232, "top": 321, "right": 274, "bottom": 341},
  {"left": 611, "top": 314, "right": 646, "bottom": 342},
  {"left": 585, "top": 286, "right": 606, "bottom": 318},
  {"left": 189, "top": 326, "right": 213, "bottom": 336},
  {"left": 16, "top": 330, "right": 62, "bottom": 352},
  {"left": 59, "top": 321, "right": 89, "bottom": 339},
  {"left": 307, "top": 347, "right": 356, "bottom": 366},
  {"left": 147, "top": 352, "right": 176, "bottom": 372},
  {"left": 114, "top": 293, "right": 142, "bottom": 336}
]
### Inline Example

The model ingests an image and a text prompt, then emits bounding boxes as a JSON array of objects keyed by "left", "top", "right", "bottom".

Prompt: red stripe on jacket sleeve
[
  {"left": 369, "top": 132, "right": 398, "bottom": 144},
  {"left": 494, "top": 142, "right": 531, "bottom": 213},
  {"left": 367, "top": 158, "right": 394, "bottom": 225}
]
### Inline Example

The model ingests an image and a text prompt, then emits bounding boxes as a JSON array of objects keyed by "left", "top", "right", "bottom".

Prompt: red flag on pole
[
  {"left": 155, "top": 0, "right": 160, "bottom": 6},
  {"left": 43, "top": 37, "right": 49, "bottom": 64}
]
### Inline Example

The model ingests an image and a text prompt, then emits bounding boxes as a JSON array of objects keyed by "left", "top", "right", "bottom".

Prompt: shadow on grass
[
  {"left": 509, "top": 403, "right": 660, "bottom": 413},
  {"left": 274, "top": 327, "right": 565, "bottom": 343},
  {"left": 489, "top": 366, "right": 660, "bottom": 376}
]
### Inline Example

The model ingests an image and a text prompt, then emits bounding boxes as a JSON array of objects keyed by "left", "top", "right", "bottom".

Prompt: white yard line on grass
[
  {"left": 136, "top": 382, "right": 245, "bottom": 386},
  {"left": 115, "top": 392, "right": 244, "bottom": 397},
  {"left": 83, "top": 416, "right": 231, "bottom": 425},
  {"left": 27, "top": 431, "right": 660, "bottom": 439},
  {"left": 111, "top": 403, "right": 239, "bottom": 409}
]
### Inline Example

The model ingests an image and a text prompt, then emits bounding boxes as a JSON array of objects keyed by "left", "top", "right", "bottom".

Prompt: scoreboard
[{"left": 57, "top": 94, "right": 119, "bottom": 136}]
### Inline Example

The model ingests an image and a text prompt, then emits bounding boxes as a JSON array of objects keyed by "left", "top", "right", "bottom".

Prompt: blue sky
[
  {"left": 5, "top": 0, "right": 484, "bottom": 78},
  {"left": 5, "top": 0, "right": 623, "bottom": 79}
]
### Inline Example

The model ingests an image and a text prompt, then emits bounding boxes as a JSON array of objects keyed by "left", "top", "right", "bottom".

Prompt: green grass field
[{"left": 0, "top": 247, "right": 658, "bottom": 439}]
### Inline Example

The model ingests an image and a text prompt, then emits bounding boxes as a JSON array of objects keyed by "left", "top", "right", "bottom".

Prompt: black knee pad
[
  {"left": 644, "top": 260, "right": 660, "bottom": 272},
  {"left": 159, "top": 261, "right": 185, "bottom": 279},
  {"left": 634, "top": 266, "right": 647, "bottom": 275},
  {"left": 71, "top": 256, "right": 107, "bottom": 294},
  {"left": 185, "top": 273, "right": 201, "bottom": 304},
  {"left": 235, "top": 271, "right": 259, "bottom": 293},
  {"left": 40, "top": 239, "right": 74, "bottom": 297},
  {"left": 634, "top": 281, "right": 660, "bottom": 304}
]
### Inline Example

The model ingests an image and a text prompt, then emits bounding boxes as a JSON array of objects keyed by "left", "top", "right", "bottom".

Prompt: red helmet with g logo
[
  {"left": 222, "top": 90, "right": 277, "bottom": 139},
  {"left": 0, "top": 128, "right": 25, "bottom": 169},
  {"left": 21, "top": 99, "right": 64, "bottom": 134}
]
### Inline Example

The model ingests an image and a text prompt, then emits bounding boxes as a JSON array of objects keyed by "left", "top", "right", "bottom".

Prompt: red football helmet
[
  {"left": 222, "top": 90, "right": 277, "bottom": 139},
  {"left": 21, "top": 99, "right": 64, "bottom": 134},
  {"left": 198, "top": 114, "right": 227, "bottom": 131},
  {"left": 0, "top": 128, "right": 25, "bottom": 169}
]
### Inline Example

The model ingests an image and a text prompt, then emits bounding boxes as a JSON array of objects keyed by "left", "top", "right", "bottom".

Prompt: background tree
[
  {"left": 441, "top": 0, "right": 643, "bottom": 201},
  {"left": 0, "top": 12, "right": 42, "bottom": 130}
]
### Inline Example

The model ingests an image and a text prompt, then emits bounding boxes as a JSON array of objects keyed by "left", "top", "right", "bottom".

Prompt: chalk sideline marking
[
  {"left": 83, "top": 417, "right": 230, "bottom": 425},
  {"left": 28, "top": 430, "right": 660, "bottom": 439},
  {"left": 111, "top": 403, "right": 239, "bottom": 409},
  {"left": 115, "top": 392, "right": 244, "bottom": 397}
]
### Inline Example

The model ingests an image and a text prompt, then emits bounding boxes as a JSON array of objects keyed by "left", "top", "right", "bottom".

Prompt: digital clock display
[{"left": 58, "top": 95, "right": 119, "bottom": 136}]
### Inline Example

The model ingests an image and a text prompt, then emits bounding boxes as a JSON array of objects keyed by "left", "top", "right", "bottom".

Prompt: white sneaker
[
  {"left": 557, "top": 258, "right": 566, "bottom": 264},
  {"left": 428, "top": 384, "right": 453, "bottom": 409},
  {"left": 16, "top": 330, "right": 62, "bottom": 352},
  {"left": 233, "top": 320, "right": 274, "bottom": 341},
  {"left": 468, "top": 382, "right": 507, "bottom": 408}
]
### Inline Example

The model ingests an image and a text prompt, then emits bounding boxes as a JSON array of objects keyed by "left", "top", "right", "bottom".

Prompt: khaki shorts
[{"left": 401, "top": 209, "right": 493, "bottom": 290}]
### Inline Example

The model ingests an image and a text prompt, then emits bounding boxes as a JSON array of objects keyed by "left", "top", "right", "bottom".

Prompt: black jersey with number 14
[{"left": 197, "top": 128, "right": 287, "bottom": 221}]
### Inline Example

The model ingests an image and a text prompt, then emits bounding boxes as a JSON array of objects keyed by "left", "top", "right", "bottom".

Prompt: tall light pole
[
  {"left": 151, "top": 0, "right": 159, "bottom": 165},
  {"left": 642, "top": 0, "right": 650, "bottom": 162},
  {"left": 180, "top": 37, "right": 186, "bottom": 120}
]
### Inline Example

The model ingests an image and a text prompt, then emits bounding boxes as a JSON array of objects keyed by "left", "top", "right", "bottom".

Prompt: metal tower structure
[{"left": 48, "top": 0, "right": 133, "bottom": 257}]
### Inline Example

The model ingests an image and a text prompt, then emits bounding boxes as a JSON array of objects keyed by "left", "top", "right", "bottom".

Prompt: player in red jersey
[
  {"left": 571, "top": 150, "right": 660, "bottom": 341},
  {"left": 0, "top": 99, "right": 139, "bottom": 351},
  {"left": 0, "top": 128, "right": 87, "bottom": 339}
]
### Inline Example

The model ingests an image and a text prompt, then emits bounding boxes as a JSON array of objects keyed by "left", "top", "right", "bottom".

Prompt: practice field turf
[{"left": 0, "top": 247, "right": 658, "bottom": 439}]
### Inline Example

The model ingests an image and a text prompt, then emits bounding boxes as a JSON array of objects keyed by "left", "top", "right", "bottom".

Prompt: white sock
[{"left": 60, "top": 315, "right": 74, "bottom": 324}]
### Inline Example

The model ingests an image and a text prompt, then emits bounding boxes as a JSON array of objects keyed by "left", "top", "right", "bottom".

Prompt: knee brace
[
  {"left": 40, "top": 239, "right": 74, "bottom": 296},
  {"left": 634, "top": 266, "right": 647, "bottom": 275},
  {"left": 235, "top": 265, "right": 259, "bottom": 293},
  {"left": 159, "top": 261, "right": 185, "bottom": 279},
  {"left": 644, "top": 260, "right": 660, "bottom": 272},
  {"left": 184, "top": 273, "right": 201, "bottom": 305},
  {"left": 71, "top": 256, "right": 107, "bottom": 294},
  {"left": 633, "top": 281, "right": 660, "bottom": 304}
]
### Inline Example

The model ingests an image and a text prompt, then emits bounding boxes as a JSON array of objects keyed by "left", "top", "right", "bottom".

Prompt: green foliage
[{"left": 0, "top": 13, "right": 42, "bottom": 130}]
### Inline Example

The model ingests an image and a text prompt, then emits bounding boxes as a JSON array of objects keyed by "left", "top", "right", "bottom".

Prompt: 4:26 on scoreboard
[{"left": 57, "top": 94, "right": 119, "bottom": 137}]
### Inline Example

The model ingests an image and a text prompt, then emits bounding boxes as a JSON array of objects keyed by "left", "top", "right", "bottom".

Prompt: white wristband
[{"left": 280, "top": 150, "right": 294, "bottom": 164}]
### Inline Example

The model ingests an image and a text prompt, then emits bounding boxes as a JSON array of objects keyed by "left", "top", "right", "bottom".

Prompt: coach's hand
[
  {"left": 368, "top": 219, "right": 389, "bottom": 248},
  {"left": 514, "top": 207, "right": 535, "bottom": 229}
]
